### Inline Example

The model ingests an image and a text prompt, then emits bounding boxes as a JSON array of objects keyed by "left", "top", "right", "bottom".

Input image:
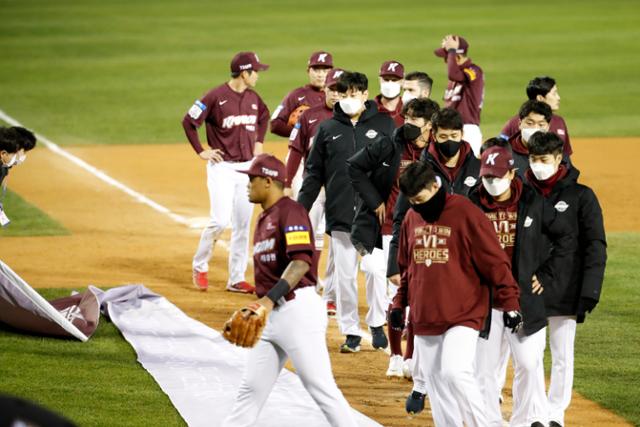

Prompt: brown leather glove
[{"left": 222, "top": 302, "right": 268, "bottom": 348}]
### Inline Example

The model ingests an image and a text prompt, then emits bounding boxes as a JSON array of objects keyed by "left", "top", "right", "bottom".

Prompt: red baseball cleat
[
  {"left": 192, "top": 271, "right": 208, "bottom": 291},
  {"left": 227, "top": 281, "right": 255, "bottom": 294},
  {"left": 326, "top": 301, "right": 337, "bottom": 317}
]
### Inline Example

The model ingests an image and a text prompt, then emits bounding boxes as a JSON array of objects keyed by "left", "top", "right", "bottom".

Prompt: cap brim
[
  {"left": 434, "top": 48, "right": 448, "bottom": 58},
  {"left": 256, "top": 63, "right": 269, "bottom": 71},
  {"left": 479, "top": 167, "right": 509, "bottom": 178}
]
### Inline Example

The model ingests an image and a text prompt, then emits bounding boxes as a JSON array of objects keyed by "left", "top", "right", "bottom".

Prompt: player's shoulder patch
[
  {"left": 271, "top": 105, "right": 284, "bottom": 120},
  {"left": 188, "top": 100, "right": 207, "bottom": 119},
  {"left": 284, "top": 225, "right": 310, "bottom": 245},
  {"left": 463, "top": 67, "right": 478, "bottom": 81},
  {"left": 289, "top": 126, "right": 299, "bottom": 141}
]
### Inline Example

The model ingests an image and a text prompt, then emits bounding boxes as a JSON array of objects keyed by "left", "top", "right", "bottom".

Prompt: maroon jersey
[
  {"left": 393, "top": 194, "right": 519, "bottom": 335},
  {"left": 477, "top": 179, "right": 523, "bottom": 261},
  {"left": 253, "top": 197, "right": 318, "bottom": 298},
  {"left": 270, "top": 84, "right": 326, "bottom": 137},
  {"left": 381, "top": 143, "right": 422, "bottom": 235},
  {"left": 374, "top": 94, "right": 404, "bottom": 127},
  {"left": 182, "top": 83, "right": 269, "bottom": 161},
  {"left": 285, "top": 103, "right": 333, "bottom": 186},
  {"left": 500, "top": 113, "right": 573, "bottom": 156},
  {"left": 443, "top": 55, "right": 484, "bottom": 125}
]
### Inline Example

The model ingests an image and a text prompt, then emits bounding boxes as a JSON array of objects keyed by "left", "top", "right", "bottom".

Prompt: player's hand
[
  {"left": 374, "top": 202, "right": 386, "bottom": 225},
  {"left": 199, "top": 149, "right": 224, "bottom": 163},
  {"left": 443, "top": 35, "right": 459, "bottom": 51},
  {"left": 577, "top": 297, "right": 598, "bottom": 316},
  {"left": 531, "top": 274, "right": 544, "bottom": 295},
  {"left": 222, "top": 301, "right": 270, "bottom": 348},
  {"left": 254, "top": 142, "right": 264, "bottom": 156},
  {"left": 503, "top": 310, "right": 523, "bottom": 334},
  {"left": 389, "top": 308, "right": 404, "bottom": 331},
  {"left": 284, "top": 187, "right": 293, "bottom": 198},
  {"left": 388, "top": 274, "right": 401, "bottom": 286},
  {"left": 255, "top": 296, "right": 274, "bottom": 315}
]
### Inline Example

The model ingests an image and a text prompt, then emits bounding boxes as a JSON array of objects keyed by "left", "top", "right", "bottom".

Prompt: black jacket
[
  {"left": 297, "top": 101, "right": 396, "bottom": 234},
  {"left": 535, "top": 166, "right": 607, "bottom": 322},
  {"left": 386, "top": 141, "right": 480, "bottom": 276},
  {"left": 469, "top": 180, "right": 575, "bottom": 336},
  {"left": 347, "top": 128, "right": 417, "bottom": 254}
]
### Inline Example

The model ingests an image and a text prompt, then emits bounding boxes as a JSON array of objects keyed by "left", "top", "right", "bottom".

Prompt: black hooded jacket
[{"left": 297, "top": 100, "right": 396, "bottom": 234}]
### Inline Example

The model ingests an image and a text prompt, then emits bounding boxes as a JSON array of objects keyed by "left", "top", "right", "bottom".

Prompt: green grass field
[
  {"left": 0, "top": 189, "right": 68, "bottom": 237},
  {"left": 1, "top": 0, "right": 639, "bottom": 146}
]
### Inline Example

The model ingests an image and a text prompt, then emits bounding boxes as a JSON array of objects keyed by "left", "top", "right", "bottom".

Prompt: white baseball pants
[
  {"left": 222, "top": 287, "right": 358, "bottom": 427},
  {"left": 192, "top": 160, "right": 253, "bottom": 286},
  {"left": 476, "top": 309, "right": 548, "bottom": 427},
  {"left": 547, "top": 315, "right": 577, "bottom": 426},
  {"left": 463, "top": 124, "right": 483, "bottom": 158},
  {"left": 415, "top": 326, "right": 487, "bottom": 427}
]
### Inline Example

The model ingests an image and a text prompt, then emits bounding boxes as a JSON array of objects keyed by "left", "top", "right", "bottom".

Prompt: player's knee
[{"left": 207, "top": 217, "right": 230, "bottom": 233}]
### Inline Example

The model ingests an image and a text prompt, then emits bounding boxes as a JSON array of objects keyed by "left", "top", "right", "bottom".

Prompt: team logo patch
[
  {"left": 285, "top": 225, "right": 310, "bottom": 245},
  {"left": 554, "top": 201, "right": 569, "bottom": 212},
  {"left": 464, "top": 176, "right": 477, "bottom": 187},
  {"left": 463, "top": 67, "right": 478, "bottom": 81},
  {"left": 365, "top": 129, "right": 378, "bottom": 139},
  {"left": 289, "top": 127, "right": 299, "bottom": 141},
  {"left": 188, "top": 100, "right": 206, "bottom": 119},
  {"left": 524, "top": 216, "right": 533, "bottom": 228}
]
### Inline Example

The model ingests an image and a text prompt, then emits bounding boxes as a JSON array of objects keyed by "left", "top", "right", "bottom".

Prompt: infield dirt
[{"left": 1, "top": 137, "right": 636, "bottom": 426}]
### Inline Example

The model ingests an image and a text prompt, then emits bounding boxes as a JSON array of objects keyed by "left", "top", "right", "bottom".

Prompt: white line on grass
[{"left": 0, "top": 109, "right": 386, "bottom": 355}]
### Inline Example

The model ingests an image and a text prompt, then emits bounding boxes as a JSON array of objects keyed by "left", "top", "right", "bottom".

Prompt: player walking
[
  {"left": 434, "top": 35, "right": 484, "bottom": 156},
  {"left": 221, "top": 154, "right": 357, "bottom": 427},
  {"left": 182, "top": 51, "right": 270, "bottom": 292},
  {"left": 374, "top": 60, "right": 405, "bottom": 127},
  {"left": 390, "top": 161, "right": 521, "bottom": 426}
]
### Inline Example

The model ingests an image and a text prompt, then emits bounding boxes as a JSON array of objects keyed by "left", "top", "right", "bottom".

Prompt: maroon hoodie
[{"left": 393, "top": 193, "right": 520, "bottom": 335}]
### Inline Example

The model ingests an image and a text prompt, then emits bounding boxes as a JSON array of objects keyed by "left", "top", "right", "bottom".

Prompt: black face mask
[
  {"left": 436, "top": 139, "right": 461, "bottom": 158},
  {"left": 402, "top": 123, "right": 422, "bottom": 142},
  {"left": 410, "top": 185, "right": 446, "bottom": 223}
]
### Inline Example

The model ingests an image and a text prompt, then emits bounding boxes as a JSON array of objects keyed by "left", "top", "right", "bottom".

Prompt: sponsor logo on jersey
[
  {"left": 251, "top": 103, "right": 258, "bottom": 110},
  {"left": 219, "top": 100, "right": 228, "bottom": 105},
  {"left": 222, "top": 115, "right": 257, "bottom": 129},
  {"left": 254, "top": 238, "right": 275, "bottom": 254},
  {"left": 554, "top": 201, "right": 569, "bottom": 212},
  {"left": 188, "top": 100, "right": 206, "bottom": 119},
  {"left": 285, "top": 225, "right": 310, "bottom": 245},
  {"left": 365, "top": 129, "right": 378, "bottom": 139},
  {"left": 297, "top": 96, "right": 306, "bottom": 102},
  {"left": 308, "top": 119, "right": 318, "bottom": 124},
  {"left": 524, "top": 216, "right": 533, "bottom": 228},
  {"left": 464, "top": 176, "right": 477, "bottom": 187}
]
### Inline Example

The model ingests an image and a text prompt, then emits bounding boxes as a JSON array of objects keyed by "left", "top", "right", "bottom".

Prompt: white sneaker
[
  {"left": 386, "top": 355, "right": 404, "bottom": 378},
  {"left": 403, "top": 358, "right": 413, "bottom": 380}
]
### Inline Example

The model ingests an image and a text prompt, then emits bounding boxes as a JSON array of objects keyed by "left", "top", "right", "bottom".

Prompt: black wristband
[{"left": 266, "top": 278, "right": 291, "bottom": 304}]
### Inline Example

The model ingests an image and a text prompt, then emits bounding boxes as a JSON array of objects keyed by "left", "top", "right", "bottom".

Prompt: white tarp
[{"left": 94, "top": 285, "right": 381, "bottom": 427}]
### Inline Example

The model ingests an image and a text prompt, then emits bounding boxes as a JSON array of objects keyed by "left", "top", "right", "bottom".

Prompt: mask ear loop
[{"left": 435, "top": 176, "right": 442, "bottom": 188}]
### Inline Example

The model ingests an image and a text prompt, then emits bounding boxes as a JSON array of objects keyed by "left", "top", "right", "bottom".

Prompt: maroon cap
[
  {"left": 308, "top": 51, "right": 333, "bottom": 68},
  {"left": 434, "top": 36, "right": 469, "bottom": 58},
  {"left": 325, "top": 68, "right": 345, "bottom": 88},
  {"left": 480, "top": 145, "right": 515, "bottom": 177},
  {"left": 230, "top": 51, "right": 269, "bottom": 73},
  {"left": 239, "top": 154, "right": 286, "bottom": 183},
  {"left": 379, "top": 60, "right": 404, "bottom": 79}
]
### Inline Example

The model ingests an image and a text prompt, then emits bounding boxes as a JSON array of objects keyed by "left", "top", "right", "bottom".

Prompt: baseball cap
[
  {"left": 379, "top": 60, "right": 404, "bottom": 79},
  {"left": 325, "top": 68, "right": 345, "bottom": 88},
  {"left": 308, "top": 51, "right": 333, "bottom": 68},
  {"left": 230, "top": 51, "right": 269, "bottom": 73},
  {"left": 479, "top": 145, "right": 515, "bottom": 178},
  {"left": 239, "top": 154, "right": 286, "bottom": 183},
  {"left": 434, "top": 36, "right": 469, "bottom": 58}
]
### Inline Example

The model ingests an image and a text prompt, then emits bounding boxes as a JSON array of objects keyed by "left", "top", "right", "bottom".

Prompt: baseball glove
[
  {"left": 222, "top": 302, "right": 268, "bottom": 348},
  {"left": 287, "top": 104, "right": 310, "bottom": 127}
]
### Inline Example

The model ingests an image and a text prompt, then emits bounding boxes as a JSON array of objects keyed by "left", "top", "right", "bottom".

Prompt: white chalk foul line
[{"left": 0, "top": 109, "right": 388, "bottom": 355}]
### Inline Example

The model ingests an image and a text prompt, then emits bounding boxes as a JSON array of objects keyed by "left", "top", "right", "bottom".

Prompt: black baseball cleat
[
  {"left": 340, "top": 335, "right": 362, "bottom": 353},
  {"left": 531, "top": 422, "right": 545, "bottom": 427},
  {"left": 549, "top": 422, "right": 563, "bottom": 427},
  {"left": 370, "top": 326, "right": 388, "bottom": 350},
  {"left": 405, "top": 391, "right": 425, "bottom": 415}
]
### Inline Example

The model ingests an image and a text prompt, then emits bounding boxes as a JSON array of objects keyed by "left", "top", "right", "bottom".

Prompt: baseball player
[
  {"left": 374, "top": 60, "right": 405, "bottom": 127},
  {"left": 182, "top": 51, "right": 270, "bottom": 292},
  {"left": 221, "top": 154, "right": 357, "bottom": 427},
  {"left": 526, "top": 132, "right": 607, "bottom": 427},
  {"left": 270, "top": 51, "right": 333, "bottom": 138},
  {"left": 286, "top": 68, "right": 345, "bottom": 316},
  {"left": 470, "top": 141, "right": 574, "bottom": 427},
  {"left": 390, "top": 160, "right": 521, "bottom": 426},
  {"left": 500, "top": 76, "right": 573, "bottom": 156},
  {"left": 347, "top": 98, "right": 440, "bottom": 378},
  {"left": 0, "top": 130, "right": 20, "bottom": 226},
  {"left": 298, "top": 71, "right": 395, "bottom": 353},
  {"left": 434, "top": 35, "right": 484, "bottom": 156},
  {"left": 401, "top": 71, "right": 434, "bottom": 104}
]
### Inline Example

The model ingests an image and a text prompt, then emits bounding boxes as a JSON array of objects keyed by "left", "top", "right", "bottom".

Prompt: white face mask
[
  {"left": 380, "top": 81, "right": 401, "bottom": 98},
  {"left": 521, "top": 127, "right": 543, "bottom": 143},
  {"left": 339, "top": 97, "right": 363, "bottom": 116},
  {"left": 3, "top": 153, "right": 18, "bottom": 168},
  {"left": 482, "top": 177, "right": 511, "bottom": 197},
  {"left": 529, "top": 161, "right": 556, "bottom": 181},
  {"left": 401, "top": 91, "right": 417, "bottom": 104},
  {"left": 15, "top": 152, "right": 27, "bottom": 165}
]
